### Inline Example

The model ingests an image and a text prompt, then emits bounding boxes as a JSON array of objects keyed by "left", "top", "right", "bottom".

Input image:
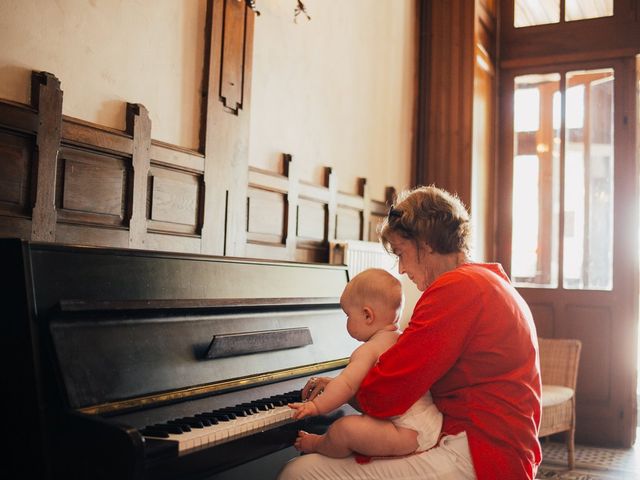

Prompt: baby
[{"left": 288, "top": 268, "right": 442, "bottom": 459}]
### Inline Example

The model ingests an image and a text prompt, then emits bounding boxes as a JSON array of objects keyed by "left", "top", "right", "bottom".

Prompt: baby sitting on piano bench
[{"left": 287, "top": 268, "right": 443, "bottom": 460}]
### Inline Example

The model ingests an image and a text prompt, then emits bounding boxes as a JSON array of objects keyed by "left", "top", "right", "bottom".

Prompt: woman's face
[{"left": 388, "top": 231, "right": 433, "bottom": 291}]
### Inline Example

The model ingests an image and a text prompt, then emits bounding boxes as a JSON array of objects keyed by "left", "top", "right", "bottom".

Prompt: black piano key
[
  {"left": 236, "top": 403, "right": 260, "bottom": 414},
  {"left": 140, "top": 427, "right": 170, "bottom": 438},
  {"left": 194, "top": 413, "right": 220, "bottom": 424},
  {"left": 153, "top": 423, "right": 189, "bottom": 434},
  {"left": 169, "top": 417, "right": 206, "bottom": 428},
  {"left": 195, "top": 417, "right": 213, "bottom": 427},
  {"left": 206, "top": 411, "right": 235, "bottom": 421},
  {"left": 271, "top": 391, "right": 301, "bottom": 403},
  {"left": 141, "top": 424, "right": 184, "bottom": 436},
  {"left": 140, "top": 386, "right": 305, "bottom": 446},
  {"left": 253, "top": 398, "right": 276, "bottom": 409},
  {"left": 218, "top": 408, "right": 249, "bottom": 417}
]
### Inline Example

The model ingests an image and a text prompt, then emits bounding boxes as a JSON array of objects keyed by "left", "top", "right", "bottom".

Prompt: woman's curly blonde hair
[{"left": 379, "top": 185, "right": 471, "bottom": 255}]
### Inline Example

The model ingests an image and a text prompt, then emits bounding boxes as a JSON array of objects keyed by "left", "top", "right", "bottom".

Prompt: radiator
[
  {"left": 329, "top": 240, "right": 397, "bottom": 280},
  {"left": 329, "top": 240, "right": 419, "bottom": 329}
]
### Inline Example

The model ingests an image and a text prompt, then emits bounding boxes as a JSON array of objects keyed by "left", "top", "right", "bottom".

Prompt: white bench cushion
[{"left": 541, "top": 385, "right": 574, "bottom": 407}]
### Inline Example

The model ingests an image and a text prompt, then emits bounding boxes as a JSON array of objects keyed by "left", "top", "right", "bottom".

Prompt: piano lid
[
  {"left": 28, "top": 243, "right": 355, "bottom": 415},
  {"left": 27, "top": 242, "right": 348, "bottom": 313}
]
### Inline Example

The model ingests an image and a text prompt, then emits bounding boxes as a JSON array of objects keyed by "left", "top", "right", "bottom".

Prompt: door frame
[{"left": 496, "top": 56, "right": 639, "bottom": 447}]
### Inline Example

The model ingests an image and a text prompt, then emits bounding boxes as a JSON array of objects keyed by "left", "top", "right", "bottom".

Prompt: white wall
[
  {"left": 249, "top": 0, "right": 417, "bottom": 199},
  {"left": 0, "top": 0, "right": 416, "bottom": 201},
  {"left": 0, "top": 0, "right": 205, "bottom": 150}
]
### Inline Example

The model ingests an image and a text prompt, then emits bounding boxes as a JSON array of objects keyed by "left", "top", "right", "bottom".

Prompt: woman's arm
[{"left": 357, "top": 274, "right": 481, "bottom": 418}]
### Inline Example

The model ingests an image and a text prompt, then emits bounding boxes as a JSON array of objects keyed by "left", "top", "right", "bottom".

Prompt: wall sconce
[{"left": 239, "top": 0, "right": 311, "bottom": 22}]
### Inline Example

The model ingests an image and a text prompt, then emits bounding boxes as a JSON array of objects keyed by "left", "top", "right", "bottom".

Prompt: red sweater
[{"left": 357, "top": 263, "right": 541, "bottom": 479}]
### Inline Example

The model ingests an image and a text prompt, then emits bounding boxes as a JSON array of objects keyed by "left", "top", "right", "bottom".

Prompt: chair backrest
[{"left": 538, "top": 337, "right": 582, "bottom": 389}]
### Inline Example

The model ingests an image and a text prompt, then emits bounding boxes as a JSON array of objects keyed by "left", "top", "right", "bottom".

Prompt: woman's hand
[
  {"left": 288, "top": 400, "right": 319, "bottom": 420},
  {"left": 301, "top": 376, "right": 331, "bottom": 401}
]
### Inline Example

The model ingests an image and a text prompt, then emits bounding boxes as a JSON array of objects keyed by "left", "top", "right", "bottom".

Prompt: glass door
[{"left": 497, "top": 57, "right": 638, "bottom": 447}]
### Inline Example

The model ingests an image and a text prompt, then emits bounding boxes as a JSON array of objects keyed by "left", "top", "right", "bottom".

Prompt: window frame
[{"left": 499, "top": 0, "right": 639, "bottom": 67}]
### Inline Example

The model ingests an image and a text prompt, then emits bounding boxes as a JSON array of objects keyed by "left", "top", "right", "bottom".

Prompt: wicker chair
[{"left": 538, "top": 337, "right": 582, "bottom": 469}]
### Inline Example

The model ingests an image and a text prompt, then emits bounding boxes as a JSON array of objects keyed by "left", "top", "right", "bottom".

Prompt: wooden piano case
[{"left": 2, "top": 238, "right": 357, "bottom": 479}]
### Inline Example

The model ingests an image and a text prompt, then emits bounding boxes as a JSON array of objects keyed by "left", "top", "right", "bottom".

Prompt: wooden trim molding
[
  {"left": 127, "top": 103, "right": 152, "bottom": 248},
  {"left": 416, "top": 0, "right": 476, "bottom": 206},
  {"left": 0, "top": 1, "right": 398, "bottom": 264},
  {"left": 201, "top": 0, "right": 255, "bottom": 257},
  {"left": 31, "top": 71, "right": 63, "bottom": 241},
  {"left": 248, "top": 158, "right": 397, "bottom": 263}
]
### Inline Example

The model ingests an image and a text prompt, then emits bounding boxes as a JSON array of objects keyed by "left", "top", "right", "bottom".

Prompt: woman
[{"left": 278, "top": 185, "right": 541, "bottom": 479}]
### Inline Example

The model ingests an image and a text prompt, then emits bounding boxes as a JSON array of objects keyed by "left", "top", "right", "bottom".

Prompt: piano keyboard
[{"left": 140, "top": 390, "right": 302, "bottom": 453}]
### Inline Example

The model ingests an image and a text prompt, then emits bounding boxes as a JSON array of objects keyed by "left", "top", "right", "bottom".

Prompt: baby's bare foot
[{"left": 294, "top": 430, "right": 322, "bottom": 453}]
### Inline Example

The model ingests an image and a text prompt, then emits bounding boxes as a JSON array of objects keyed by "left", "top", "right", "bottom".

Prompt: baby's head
[{"left": 340, "top": 268, "right": 404, "bottom": 341}]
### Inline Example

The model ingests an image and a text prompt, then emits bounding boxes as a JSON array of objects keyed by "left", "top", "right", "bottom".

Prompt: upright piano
[{"left": 3, "top": 239, "right": 358, "bottom": 479}]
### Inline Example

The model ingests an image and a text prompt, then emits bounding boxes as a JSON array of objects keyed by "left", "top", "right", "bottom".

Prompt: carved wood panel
[
  {"left": 297, "top": 198, "right": 327, "bottom": 242},
  {"left": 0, "top": 131, "right": 34, "bottom": 217},
  {"left": 147, "top": 164, "right": 202, "bottom": 235},
  {"left": 565, "top": 304, "right": 612, "bottom": 406},
  {"left": 219, "top": 0, "right": 247, "bottom": 113},
  {"left": 528, "top": 302, "right": 555, "bottom": 338},
  {"left": 247, "top": 186, "right": 286, "bottom": 245},
  {"left": 335, "top": 206, "right": 362, "bottom": 241},
  {"left": 56, "top": 147, "right": 131, "bottom": 228}
]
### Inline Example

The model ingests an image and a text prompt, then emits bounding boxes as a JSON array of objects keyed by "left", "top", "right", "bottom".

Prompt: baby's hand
[{"left": 288, "top": 400, "right": 319, "bottom": 419}]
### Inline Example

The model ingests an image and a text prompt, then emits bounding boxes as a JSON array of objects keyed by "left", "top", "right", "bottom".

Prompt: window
[
  {"left": 511, "top": 68, "right": 614, "bottom": 289},
  {"left": 511, "top": 74, "right": 561, "bottom": 286},
  {"left": 514, "top": 0, "right": 613, "bottom": 28}
]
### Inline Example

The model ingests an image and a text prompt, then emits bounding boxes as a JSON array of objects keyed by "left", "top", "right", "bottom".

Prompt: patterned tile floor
[{"left": 538, "top": 435, "right": 640, "bottom": 480}]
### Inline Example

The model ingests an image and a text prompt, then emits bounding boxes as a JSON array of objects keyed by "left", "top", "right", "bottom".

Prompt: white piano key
[{"left": 144, "top": 405, "right": 297, "bottom": 453}]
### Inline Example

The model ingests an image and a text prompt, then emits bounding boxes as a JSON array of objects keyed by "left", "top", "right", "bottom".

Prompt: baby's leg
[{"left": 295, "top": 415, "right": 419, "bottom": 458}]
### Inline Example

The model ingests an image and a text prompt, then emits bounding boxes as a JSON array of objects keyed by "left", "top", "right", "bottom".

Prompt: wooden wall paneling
[
  {"left": 61, "top": 117, "right": 133, "bottom": 156},
  {"left": 335, "top": 205, "right": 362, "bottom": 241},
  {"left": 0, "top": 100, "right": 37, "bottom": 240},
  {"left": 0, "top": 131, "right": 35, "bottom": 218},
  {"left": 368, "top": 186, "right": 395, "bottom": 242},
  {"left": 245, "top": 155, "right": 294, "bottom": 260},
  {"left": 0, "top": 113, "right": 36, "bottom": 239},
  {"left": 55, "top": 147, "right": 131, "bottom": 228},
  {"left": 30, "top": 72, "right": 63, "bottom": 241},
  {"left": 417, "top": 0, "right": 475, "bottom": 207},
  {"left": 147, "top": 164, "right": 202, "bottom": 235},
  {"left": 55, "top": 222, "right": 129, "bottom": 248},
  {"left": 296, "top": 167, "right": 333, "bottom": 263},
  {"left": 335, "top": 180, "right": 365, "bottom": 241},
  {"left": 54, "top": 103, "right": 136, "bottom": 248},
  {"left": 472, "top": 0, "right": 498, "bottom": 262},
  {"left": 368, "top": 200, "right": 386, "bottom": 242},
  {"left": 359, "top": 178, "right": 371, "bottom": 240},
  {"left": 126, "top": 103, "right": 151, "bottom": 249},
  {"left": 150, "top": 141, "right": 205, "bottom": 172},
  {"left": 201, "top": 0, "right": 255, "bottom": 257},
  {"left": 146, "top": 142, "right": 206, "bottom": 253},
  {"left": 284, "top": 155, "right": 300, "bottom": 259},
  {"left": 527, "top": 302, "right": 555, "bottom": 338},
  {"left": 0, "top": 100, "right": 38, "bottom": 134},
  {"left": 326, "top": 167, "right": 337, "bottom": 242},
  {"left": 564, "top": 305, "right": 613, "bottom": 407}
]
